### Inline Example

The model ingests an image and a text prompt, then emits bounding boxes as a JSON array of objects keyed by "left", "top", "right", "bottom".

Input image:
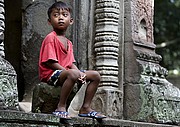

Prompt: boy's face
[{"left": 48, "top": 8, "right": 73, "bottom": 31}]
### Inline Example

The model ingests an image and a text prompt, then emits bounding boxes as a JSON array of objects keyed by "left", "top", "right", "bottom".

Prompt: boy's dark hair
[{"left": 47, "top": 1, "right": 72, "bottom": 19}]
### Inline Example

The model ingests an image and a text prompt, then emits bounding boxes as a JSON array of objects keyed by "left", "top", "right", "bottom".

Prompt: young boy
[{"left": 39, "top": 1, "right": 106, "bottom": 120}]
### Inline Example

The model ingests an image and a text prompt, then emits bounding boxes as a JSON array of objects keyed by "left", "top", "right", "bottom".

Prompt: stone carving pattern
[
  {"left": 92, "top": 89, "right": 123, "bottom": 119},
  {"left": 131, "top": 0, "right": 154, "bottom": 45},
  {"left": 138, "top": 74, "right": 180, "bottom": 124},
  {"left": 110, "top": 90, "right": 123, "bottom": 118},
  {"left": 136, "top": 51, "right": 168, "bottom": 78},
  {"left": 135, "top": 58, "right": 180, "bottom": 124},
  {"left": 136, "top": 50, "right": 162, "bottom": 63},
  {"left": 0, "top": 0, "right": 4, "bottom": 57},
  {"left": 94, "top": 0, "right": 120, "bottom": 87},
  {"left": 0, "top": 57, "right": 19, "bottom": 110}
]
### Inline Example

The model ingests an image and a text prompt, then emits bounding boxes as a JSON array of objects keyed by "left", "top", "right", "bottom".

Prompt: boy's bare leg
[
  {"left": 55, "top": 69, "right": 80, "bottom": 117},
  {"left": 79, "top": 70, "right": 100, "bottom": 113},
  {"left": 79, "top": 70, "right": 106, "bottom": 118}
]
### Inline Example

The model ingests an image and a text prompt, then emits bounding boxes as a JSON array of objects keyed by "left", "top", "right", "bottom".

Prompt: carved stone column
[
  {"left": 0, "top": 0, "right": 4, "bottom": 57},
  {"left": 124, "top": 0, "right": 180, "bottom": 124},
  {"left": 0, "top": 0, "right": 19, "bottom": 110},
  {"left": 92, "top": 0, "right": 123, "bottom": 119}
]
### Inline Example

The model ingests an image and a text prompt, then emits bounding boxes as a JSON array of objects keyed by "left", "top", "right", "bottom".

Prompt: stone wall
[{"left": 21, "top": 0, "right": 53, "bottom": 102}]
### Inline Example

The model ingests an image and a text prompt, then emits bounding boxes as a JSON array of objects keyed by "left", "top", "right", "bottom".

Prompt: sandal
[
  {"left": 53, "top": 111, "right": 71, "bottom": 120},
  {"left": 78, "top": 111, "right": 106, "bottom": 119}
]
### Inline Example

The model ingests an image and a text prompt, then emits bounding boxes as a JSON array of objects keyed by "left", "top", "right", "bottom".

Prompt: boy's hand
[{"left": 78, "top": 72, "right": 86, "bottom": 84}]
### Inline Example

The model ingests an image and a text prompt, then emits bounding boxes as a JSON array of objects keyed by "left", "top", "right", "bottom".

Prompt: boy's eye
[
  {"left": 63, "top": 13, "right": 68, "bottom": 17},
  {"left": 54, "top": 14, "right": 59, "bottom": 17}
]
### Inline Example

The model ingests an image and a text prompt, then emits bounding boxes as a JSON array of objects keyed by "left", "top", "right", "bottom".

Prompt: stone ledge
[{"left": 0, "top": 110, "right": 179, "bottom": 127}]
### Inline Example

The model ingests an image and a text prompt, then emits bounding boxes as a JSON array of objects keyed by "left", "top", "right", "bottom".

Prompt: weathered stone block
[
  {"left": 124, "top": 73, "right": 180, "bottom": 125},
  {"left": 92, "top": 87, "right": 123, "bottom": 119},
  {"left": 32, "top": 82, "right": 80, "bottom": 114}
]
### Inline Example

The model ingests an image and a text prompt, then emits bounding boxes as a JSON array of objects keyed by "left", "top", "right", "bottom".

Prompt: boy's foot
[
  {"left": 78, "top": 111, "right": 106, "bottom": 119},
  {"left": 53, "top": 111, "right": 71, "bottom": 120}
]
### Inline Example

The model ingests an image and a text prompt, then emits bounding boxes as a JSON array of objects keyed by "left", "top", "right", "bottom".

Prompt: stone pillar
[
  {"left": 123, "top": 0, "right": 180, "bottom": 124},
  {"left": 0, "top": 0, "right": 19, "bottom": 110},
  {"left": 92, "top": 0, "right": 123, "bottom": 119},
  {"left": 0, "top": 0, "right": 4, "bottom": 57}
]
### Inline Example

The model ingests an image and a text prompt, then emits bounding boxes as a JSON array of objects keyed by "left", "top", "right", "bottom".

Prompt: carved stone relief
[
  {"left": 131, "top": 0, "right": 154, "bottom": 44},
  {"left": 124, "top": 0, "right": 180, "bottom": 124},
  {"left": 0, "top": 57, "right": 19, "bottom": 110},
  {"left": 0, "top": 0, "right": 19, "bottom": 111},
  {"left": 92, "top": 88, "right": 123, "bottom": 119},
  {"left": 137, "top": 60, "right": 180, "bottom": 124}
]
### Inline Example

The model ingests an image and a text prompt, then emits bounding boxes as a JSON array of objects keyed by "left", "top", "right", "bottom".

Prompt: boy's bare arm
[
  {"left": 45, "top": 60, "right": 66, "bottom": 71},
  {"left": 71, "top": 63, "right": 79, "bottom": 70}
]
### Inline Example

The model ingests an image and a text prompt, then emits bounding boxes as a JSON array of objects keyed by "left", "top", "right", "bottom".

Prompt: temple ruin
[{"left": 0, "top": 0, "right": 180, "bottom": 126}]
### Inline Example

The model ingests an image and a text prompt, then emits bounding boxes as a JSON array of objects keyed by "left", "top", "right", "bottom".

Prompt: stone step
[{"left": 0, "top": 110, "right": 179, "bottom": 127}]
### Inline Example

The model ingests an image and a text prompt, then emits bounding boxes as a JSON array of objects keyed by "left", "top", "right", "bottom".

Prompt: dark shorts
[
  {"left": 48, "top": 70, "right": 86, "bottom": 87},
  {"left": 48, "top": 70, "right": 62, "bottom": 87}
]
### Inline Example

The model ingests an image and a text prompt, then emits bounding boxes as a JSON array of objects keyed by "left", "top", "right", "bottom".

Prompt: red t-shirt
[{"left": 39, "top": 31, "right": 75, "bottom": 82}]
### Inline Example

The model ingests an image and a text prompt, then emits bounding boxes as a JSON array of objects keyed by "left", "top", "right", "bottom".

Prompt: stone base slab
[{"left": 0, "top": 110, "right": 179, "bottom": 127}]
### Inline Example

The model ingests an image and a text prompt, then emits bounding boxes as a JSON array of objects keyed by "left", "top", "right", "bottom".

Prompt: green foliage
[{"left": 154, "top": 0, "right": 180, "bottom": 73}]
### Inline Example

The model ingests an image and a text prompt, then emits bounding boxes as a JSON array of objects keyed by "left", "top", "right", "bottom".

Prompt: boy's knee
[
  {"left": 97, "top": 71, "right": 101, "bottom": 79},
  {"left": 67, "top": 69, "right": 80, "bottom": 80},
  {"left": 92, "top": 71, "right": 101, "bottom": 80}
]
